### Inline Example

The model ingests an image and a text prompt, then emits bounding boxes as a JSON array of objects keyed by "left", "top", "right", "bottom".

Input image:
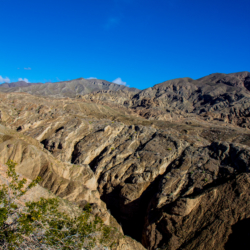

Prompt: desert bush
[{"left": 0, "top": 160, "right": 117, "bottom": 249}]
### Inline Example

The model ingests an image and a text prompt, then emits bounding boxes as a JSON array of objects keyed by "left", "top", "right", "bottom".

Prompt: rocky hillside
[
  {"left": 81, "top": 72, "right": 250, "bottom": 129},
  {"left": 130, "top": 72, "right": 250, "bottom": 125},
  {"left": 0, "top": 78, "right": 139, "bottom": 98},
  {"left": 0, "top": 71, "right": 250, "bottom": 249}
]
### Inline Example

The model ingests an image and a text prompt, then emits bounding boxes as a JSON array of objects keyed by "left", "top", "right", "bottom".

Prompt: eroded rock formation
[{"left": 0, "top": 72, "right": 250, "bottom": 249}]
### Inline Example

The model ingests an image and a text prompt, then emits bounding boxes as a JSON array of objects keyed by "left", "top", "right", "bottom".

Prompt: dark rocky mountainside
[
  {"left": 0, "top": 78, "right": 139, "bottom": 98},
  {"left": 197, "top": 71, "right": 250, "bottom": 90},
  {"left": 82, "top": 72, "right": 250, "bottom": 129},
  {"left": 0, "top": 71, "right": 250, "bottom": 249}
]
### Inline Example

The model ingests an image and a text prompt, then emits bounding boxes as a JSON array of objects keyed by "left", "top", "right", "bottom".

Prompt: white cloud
[
  {"left": 112, "top": 77, "right": 127, "bottom": 86},
  {"left": 86, "top": 77, "right": 97, "bottom": 80},
  {"left": 18, "top": 78, "right": 29, "bottom": 83},
  {"left": 24, "top": 67, "right": 31, "bottom": 70},
  {"left": 0, "top": 76, "right": 10, "bottom": 83}
]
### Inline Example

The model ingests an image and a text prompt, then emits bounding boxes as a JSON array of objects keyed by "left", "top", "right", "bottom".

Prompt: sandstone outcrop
[
  {"left": 142, "top": 142, "right": 250, "bottom": 249},
  {"left": 0, "top": 123, "right": 146, "bottom": 249},
  {"left": 0, "top": 124, "right": 109, "bottom": 222}
]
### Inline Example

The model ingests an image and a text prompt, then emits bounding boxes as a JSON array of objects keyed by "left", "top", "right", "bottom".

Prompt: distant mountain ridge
[
  {"left": 0, "top": 81, "right": 43, "bottom": 88},
  {"left": 1, "top": 71, "right": 250, "bottom": 128},
  {"left": 79, "top": 71, "right": 250, "bottom": 129},
  {"left": 127, "top": 71, "right": 250, "bottom": 126},
  {"left": 0, "top": 78, "right": 139, "bottom": 98},
  {"left": 1, "top": 71, "right": 249, "bottom": 97}
]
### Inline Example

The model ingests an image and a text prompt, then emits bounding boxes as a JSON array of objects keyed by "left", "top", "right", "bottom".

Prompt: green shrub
[{"left": 0, "top": 160, "right": 117, "bottom": 249}]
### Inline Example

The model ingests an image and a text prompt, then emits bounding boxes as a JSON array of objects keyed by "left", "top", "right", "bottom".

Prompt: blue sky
[{"left": 0, "top": 0, "right": 249, "bottom": 89}]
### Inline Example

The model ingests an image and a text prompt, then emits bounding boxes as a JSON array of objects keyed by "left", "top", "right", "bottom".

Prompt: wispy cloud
[
  {"left": 18, "top": 78, "right": 29, "bottom": 83},
  {"left": 104, "top": 17, "right": 120, "bottom": 29},
  {"left": 0, "top": 76, "right": 10, "bottom": 83},
  {"left": 86, "top": 77, "right": 97, "bottom": 80},
  {"left": 24, "top": 67, "right": 31, "bottom": 70},
  {"left": 112, "top": 77, "right": 127, "bottom": 86}
]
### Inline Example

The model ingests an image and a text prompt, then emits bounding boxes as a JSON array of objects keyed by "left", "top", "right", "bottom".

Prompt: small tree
[{"left": 0, "top": 160, "right": 117, "bottom": 249}]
